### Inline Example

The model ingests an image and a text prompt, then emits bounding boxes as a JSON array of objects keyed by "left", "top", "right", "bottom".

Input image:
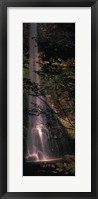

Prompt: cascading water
[{"left": 26, "top": 23, "right": 70, "bottom": 163}]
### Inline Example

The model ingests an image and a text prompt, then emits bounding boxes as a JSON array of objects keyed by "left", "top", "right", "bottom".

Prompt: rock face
[{"left": 26, "top": 114, "right": 71, "bottom": 162}]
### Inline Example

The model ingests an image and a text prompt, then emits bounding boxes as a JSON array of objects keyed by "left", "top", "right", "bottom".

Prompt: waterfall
[{"left": 26, "top": 24, "right": 70, "bottom": 162}]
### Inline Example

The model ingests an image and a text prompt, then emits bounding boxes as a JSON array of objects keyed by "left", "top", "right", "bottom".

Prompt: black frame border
[{"left": 0, "top": 0, "right": 98, "bottom": 198}]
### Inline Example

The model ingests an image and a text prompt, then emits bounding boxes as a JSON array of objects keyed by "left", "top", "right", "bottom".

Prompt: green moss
[
  {"left": 23, "top": 68, "right": 29, "bottom": 79},
  {"left": 66, "top": 162, "right": 75, "bottom": 175}
]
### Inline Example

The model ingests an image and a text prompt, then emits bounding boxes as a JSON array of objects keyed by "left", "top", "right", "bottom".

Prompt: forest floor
[{"left": 23, "top": 155, "right": 75, "bottom": 176}]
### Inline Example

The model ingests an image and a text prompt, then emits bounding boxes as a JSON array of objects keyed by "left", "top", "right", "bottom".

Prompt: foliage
[
  {"left": 37, "top": 23, "right": 75, "bottom": 126},
  {"left": 38, "top": 23, "right": 75, "bottom": 60}
]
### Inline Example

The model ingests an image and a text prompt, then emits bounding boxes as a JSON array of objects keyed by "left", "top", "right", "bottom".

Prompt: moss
[
  {"left": 59, "top": 117, "right": 74, "bottom": 136},
  {"left": 23, "top": 68, "right": 29, "bottom": 79},
  {"left": 66, "top": 161, "right": 75, "bottom": 175}
]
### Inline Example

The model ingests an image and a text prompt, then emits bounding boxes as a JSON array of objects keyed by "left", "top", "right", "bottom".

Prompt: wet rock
[
  {"left": 56, "top": 168, "right": 63, "bottom": 172},
  {"left": 64, "top": 162, "right": 67, "bottom": 167},
  {"left": 63, "top": 155, "right": 75, "bottom": 163}
]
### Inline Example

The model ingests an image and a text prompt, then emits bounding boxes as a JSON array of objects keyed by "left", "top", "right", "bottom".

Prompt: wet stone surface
[{"left": 23, "top": 155, "right": 75, "bottom": 176}]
